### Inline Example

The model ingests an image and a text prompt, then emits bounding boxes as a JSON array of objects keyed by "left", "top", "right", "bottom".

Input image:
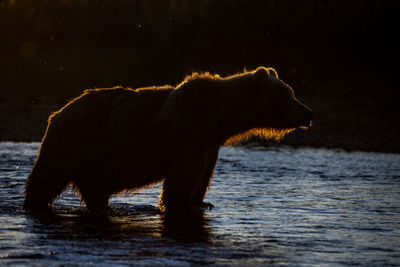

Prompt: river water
[{"left": 0, "top": 142, "right": 399, "bottom": 266}]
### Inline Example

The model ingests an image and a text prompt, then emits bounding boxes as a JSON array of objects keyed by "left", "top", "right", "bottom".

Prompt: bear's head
[
  {"left": 248, "top": 67, "right": 312, "bottom": 130},
  {"left": 226, "top": 67, "right": 312, "bottom": 143}
]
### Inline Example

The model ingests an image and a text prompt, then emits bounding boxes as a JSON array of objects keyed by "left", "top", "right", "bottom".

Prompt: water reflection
[
  {"left": 161, "top": 210, "right": 212, "bottom": 242},
  {"left": 24, "top": 204, "right": 212, "bottom": 243},
  {"left": 1, "top": 143, "right": 400, "bottom": 266}
]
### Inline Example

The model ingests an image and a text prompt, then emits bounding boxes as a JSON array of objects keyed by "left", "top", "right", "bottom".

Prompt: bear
[{"left": 23, "top": 67, "right": 312, "bottom": 213}]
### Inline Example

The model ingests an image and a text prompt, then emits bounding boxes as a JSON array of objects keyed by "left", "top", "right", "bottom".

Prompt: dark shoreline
[
  {"left": 1, "top": 1, "right": 399, "bottom": 154},
  {"left": 2, "top": 94, "right": 399, "bottom": 154}
]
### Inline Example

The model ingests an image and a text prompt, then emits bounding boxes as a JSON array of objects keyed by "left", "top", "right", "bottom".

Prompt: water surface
[{"left": 1, "top": 142, "right": 399, "bottom": 266}]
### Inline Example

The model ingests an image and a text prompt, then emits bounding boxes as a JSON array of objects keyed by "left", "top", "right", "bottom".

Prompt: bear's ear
[
  {"left": 253, "top": 67, "right": 269, "bottom": 79},
  {"left": 267, "top": 68, "right": 279, "bottom": 79},
  {"left": 253, "top": 67, "right": 279, "bottom": 80}
]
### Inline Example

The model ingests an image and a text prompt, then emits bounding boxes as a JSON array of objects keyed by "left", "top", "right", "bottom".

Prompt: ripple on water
[{"left": 0, "top": 143, "right": 400, "bottom": 266}]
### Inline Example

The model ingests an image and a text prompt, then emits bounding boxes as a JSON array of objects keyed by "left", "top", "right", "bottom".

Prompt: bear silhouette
[{"left": 23, "top": 67, "right": 312, "bottom": 213}]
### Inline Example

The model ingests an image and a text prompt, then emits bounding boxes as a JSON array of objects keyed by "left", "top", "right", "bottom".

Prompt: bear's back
[{"left": 47, "top": 86, "right": 174, "bottom": 147}]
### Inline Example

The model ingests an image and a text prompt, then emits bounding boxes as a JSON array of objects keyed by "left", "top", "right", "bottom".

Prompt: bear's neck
[
  {"left": 214, "top": 78, "right": 260, "bottom": 145},
  {"left": 169, "top": 77, "right": 260, "bottom": 146}
]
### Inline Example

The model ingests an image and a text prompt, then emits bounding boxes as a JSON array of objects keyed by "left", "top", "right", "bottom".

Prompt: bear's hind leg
[{"left": 24, "top": 165, "right": 69, "bottom": 211}]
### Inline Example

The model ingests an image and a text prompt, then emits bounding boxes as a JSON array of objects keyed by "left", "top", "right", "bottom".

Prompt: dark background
[{"left": 1, "top": 0, "right": 399, "bottom": 152}]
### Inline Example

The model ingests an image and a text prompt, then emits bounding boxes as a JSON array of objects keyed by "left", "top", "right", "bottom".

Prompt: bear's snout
[
  {"left": 293, "top": 99, "right": 313, "bottom": 128},
  {"left": 305, "top": 108, "right": 313, "bottom": 127},
  {"left": 301, "top": 105, "right": 313, "bottom": 128}
]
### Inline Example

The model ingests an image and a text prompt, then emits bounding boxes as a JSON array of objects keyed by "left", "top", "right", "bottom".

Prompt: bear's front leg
[
  {"left": 192, "top": 146, "right": 219, "bottom": 209},
  {"left": 159, "top": 154, "right": 208, "bottom": 213}
]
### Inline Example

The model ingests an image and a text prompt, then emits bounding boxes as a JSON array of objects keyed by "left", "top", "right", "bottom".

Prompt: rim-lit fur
[{"left": 23, "top": 67, "right": 312, "bottom": 213}]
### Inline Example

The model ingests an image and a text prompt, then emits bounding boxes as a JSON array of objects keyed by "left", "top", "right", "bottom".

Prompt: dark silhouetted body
[{"left": 23, "top": 67, "right": 312, "bottom": 213}]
